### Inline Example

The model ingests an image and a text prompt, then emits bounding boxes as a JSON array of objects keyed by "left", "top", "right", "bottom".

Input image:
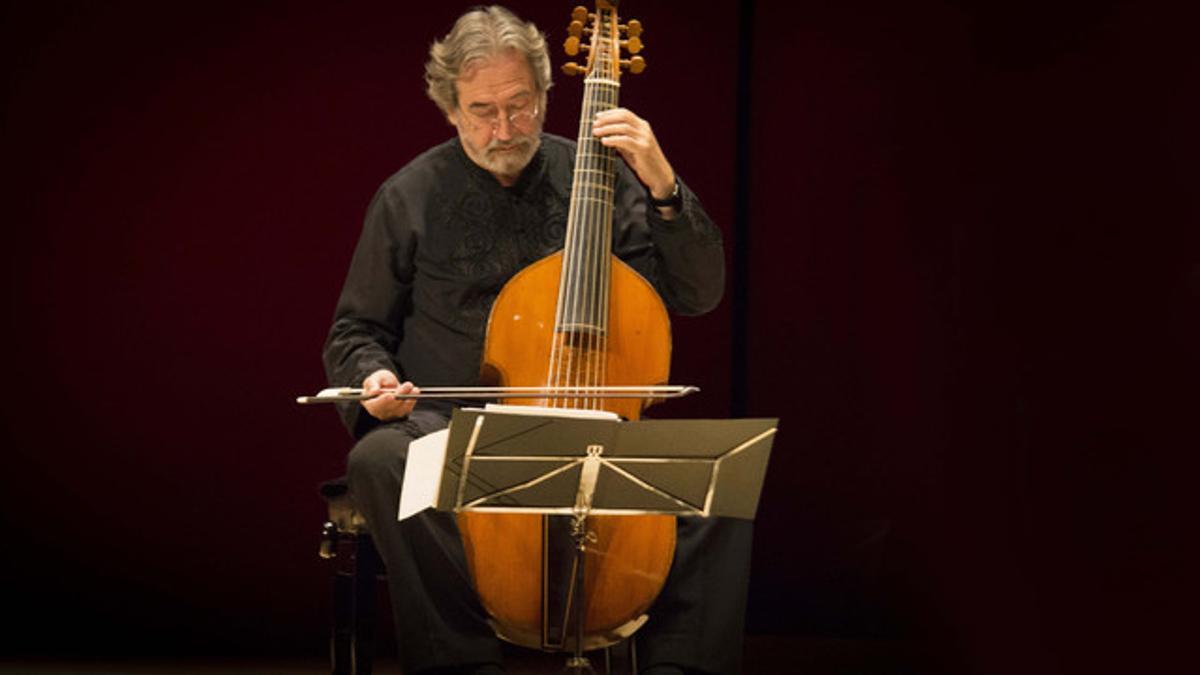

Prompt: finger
[
  {"left": 384, "top": 382, "right": 421, "bottom": 403},
  {"left": 598, "top": 139, "right": 635, "bottom": 165},
  {"left": 593, "top": 116, "right": 644, "bottom": 135},
  {"left": 597, "top": 135, "right": 648, "bottom": 155},
  {"left": 364, "top": 397, "right": 409, "bottom": 421},
  {"left": 594, "top": 107, "right": 639, "bottom": 123},
  {"left": 365, "top": 370, "right": 400, "bottom": 394},
  {"left": 592, "top": 121, "right": 640, "bottom": 138}
]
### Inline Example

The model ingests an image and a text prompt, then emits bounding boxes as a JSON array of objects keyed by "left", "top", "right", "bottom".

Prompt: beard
[{"left": 461, "top": 129, "right": 541, "bottom": 182}]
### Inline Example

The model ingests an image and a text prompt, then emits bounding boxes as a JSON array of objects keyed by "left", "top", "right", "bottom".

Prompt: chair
[{"left": 319, "top": 477, "right": 382, "bottom": 675}]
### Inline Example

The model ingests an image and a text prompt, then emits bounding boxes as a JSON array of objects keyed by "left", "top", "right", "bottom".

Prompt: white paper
[
  {"left": 397, "top": 428, "right": 450, "bottom": 521},
  {"left": 482, "top": 403, "right": 619, "bottom": 420}
]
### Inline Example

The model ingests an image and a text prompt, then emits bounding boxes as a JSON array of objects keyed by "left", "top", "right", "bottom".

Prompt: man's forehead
[
  {"left": 456, "top": 51, "right": 536, "bottom": 104},
  {"left": 464, "top": 91, "right": 533, "bottom": 110}
]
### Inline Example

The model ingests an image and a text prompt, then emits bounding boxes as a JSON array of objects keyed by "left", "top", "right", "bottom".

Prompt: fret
[
  {"left": 569, "top": 195, "right": 616, "bottom": 208},
  {"left": 571, "top": 182, "right": 614, "bottom": 193},
  {"left": 572, "top": 153, "right": 614, "bottom": 164},
  {"left": 571, "top": 147, "right": 616, "bottom": 157},
  {"left": 571, "top": 157, "right": 614, "bottom": 168},
  {"left": 569, "top": 185, "right": 616, "bottom": 196},
  {"left": 582, "top": 99, "right": 617, "bottom": 107},
  {"left": 571, "top": 166, "right": 613, "bottom": 175},
  {"left": 570, "top": 177, "right": 616, "bottom": 188},
  {"left": 571, "top": 158, "right": 613, "bottom": 168}
]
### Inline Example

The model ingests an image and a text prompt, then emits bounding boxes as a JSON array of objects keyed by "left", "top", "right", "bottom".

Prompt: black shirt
[{"left": 323, "top": 133, "right": 725, "bottom": 437}]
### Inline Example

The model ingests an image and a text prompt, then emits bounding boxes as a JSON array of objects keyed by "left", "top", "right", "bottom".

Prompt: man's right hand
[{"left": 361, "top": 369, "right": 420, "bottom": 421}]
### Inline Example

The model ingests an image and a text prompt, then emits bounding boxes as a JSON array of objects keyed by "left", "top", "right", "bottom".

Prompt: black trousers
[{"left": 346, "top": 409, "right": 754, "bottom": 675}]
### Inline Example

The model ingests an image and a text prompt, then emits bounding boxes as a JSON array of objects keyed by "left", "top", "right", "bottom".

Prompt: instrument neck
[{"left": 548, "top": 3, "right": 624, "bottom": 401}]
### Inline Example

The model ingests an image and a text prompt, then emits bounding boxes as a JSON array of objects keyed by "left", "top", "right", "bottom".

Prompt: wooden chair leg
[
  {"left": 332, "top": 565, "right": 355, "bottom": 675},
  {"left": 351, "top": 534, "right": 379, "bottom": 675},
  {"left": 325, "top": 521, "right": 354, "bottom": 675},
  {"left": 326, "top": 522, "right": 381, "bottom": 675}
]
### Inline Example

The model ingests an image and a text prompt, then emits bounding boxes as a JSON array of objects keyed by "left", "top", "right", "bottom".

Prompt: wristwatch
[{"left": 648, "top": 178, "right": 683, "bottom": 211}]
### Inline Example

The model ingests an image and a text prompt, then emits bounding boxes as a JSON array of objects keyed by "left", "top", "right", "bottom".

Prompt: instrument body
[
  {"left": 461, "top": 252, "right": 676, "bottom": 649},
  {"left": 456, "top": 1, "right": 676, "bottom": 651}
]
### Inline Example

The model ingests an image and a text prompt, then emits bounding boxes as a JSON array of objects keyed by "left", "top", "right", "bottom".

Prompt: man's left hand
[{"left": 592, "top": 108, "right": 676, "bottom": 203}]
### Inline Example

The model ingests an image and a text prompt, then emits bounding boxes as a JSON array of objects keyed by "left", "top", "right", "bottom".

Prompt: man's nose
[{"left": 494, "top": 115, "right": 514, "bottom": 141}]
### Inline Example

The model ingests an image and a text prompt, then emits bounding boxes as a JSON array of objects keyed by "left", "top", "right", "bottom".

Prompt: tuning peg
[
  {"left": 562, "top": 62, "right": 588, "bottom": 76},
  {"left": 622, "top": 36, "right": 643, "bottom": 54},
  {"left": 621, "top": 56, "right": 646, "bottom": 74},
  {"left": 568, "top": 19, "right": 584, "bottom": 37},
  {"left": 571, "top": 6, "right": 588, "bottom": 23},
  {"left": 622, "top": 19, "right": 643, "bottom": 38},
  {"left": 564, "top": 35, "right": 581, "bottom": 56}
]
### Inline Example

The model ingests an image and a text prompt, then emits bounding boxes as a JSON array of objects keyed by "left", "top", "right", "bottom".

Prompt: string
[{"left": 590, "top": 9, "right": 614, "bottom": 412}]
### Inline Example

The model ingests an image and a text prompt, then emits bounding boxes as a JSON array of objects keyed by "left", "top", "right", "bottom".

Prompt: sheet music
[{"left": 397, "top": 428, "right": 450, "bottom": 521}]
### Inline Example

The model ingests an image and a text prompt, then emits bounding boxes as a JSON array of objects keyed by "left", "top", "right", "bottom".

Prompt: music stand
[{"left": 400, "top": 405, "right": 778, "bottom": 673}]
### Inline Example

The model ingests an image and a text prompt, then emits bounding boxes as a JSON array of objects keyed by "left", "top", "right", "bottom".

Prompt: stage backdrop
[
  {"left": 3, "top": 2, "right": 1195, "bottom": 673},
  {"left": 1, "top": 0, "right": 736, "bottom": 660}
]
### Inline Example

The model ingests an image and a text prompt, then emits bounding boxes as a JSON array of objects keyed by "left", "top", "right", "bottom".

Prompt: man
[{"left": 323, "top": 7, "right": 751, "bottom": 674}]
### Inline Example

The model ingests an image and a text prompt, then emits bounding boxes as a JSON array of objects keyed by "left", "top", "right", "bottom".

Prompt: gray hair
[{"left": 424, "top": 6, "right": 553, "bottom": 114}]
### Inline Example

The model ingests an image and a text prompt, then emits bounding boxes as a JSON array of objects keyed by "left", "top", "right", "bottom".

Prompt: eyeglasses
[{"left": 460, "top": 103, "right": 540, "bottom": 136}]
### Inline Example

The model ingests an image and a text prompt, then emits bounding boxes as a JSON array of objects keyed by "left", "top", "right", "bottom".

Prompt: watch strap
[{"left": 648, "top": 178, "right": 683, "bottom": 210}]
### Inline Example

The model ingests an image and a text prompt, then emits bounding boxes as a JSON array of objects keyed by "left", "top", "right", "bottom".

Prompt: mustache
[{"left": 486, "top": 138, "right": 531, "bottom": 152}]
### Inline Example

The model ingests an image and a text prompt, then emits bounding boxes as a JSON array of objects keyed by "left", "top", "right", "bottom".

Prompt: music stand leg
[{"left": 562, "top": 512, "right": 596, "bottom": 674}]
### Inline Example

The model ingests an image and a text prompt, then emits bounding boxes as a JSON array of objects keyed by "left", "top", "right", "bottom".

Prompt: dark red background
[{"left": 2, "top": 2, "right": 1195, "bottom": 673}]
